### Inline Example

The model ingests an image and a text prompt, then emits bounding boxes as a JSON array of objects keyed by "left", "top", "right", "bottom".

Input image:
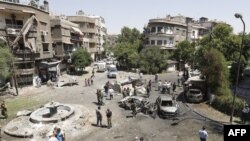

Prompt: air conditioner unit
[{"left": 7, "top": 28, "right": 17, "bottom": 35}]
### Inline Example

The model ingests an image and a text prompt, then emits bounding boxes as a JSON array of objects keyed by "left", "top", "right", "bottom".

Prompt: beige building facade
[
  {"left": 67, "top": 11, "right": 107, "bottom": 60},
  {"left": 0, "top": 0, "right": 53, "bottom": 86},
  {"left": 144, "top": 15, "right": 218, "bottom": 50}
]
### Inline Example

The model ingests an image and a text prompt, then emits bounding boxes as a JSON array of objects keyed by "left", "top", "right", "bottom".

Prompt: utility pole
[{"left": 5, "top": 28, "right": 19, "bottom": 96}]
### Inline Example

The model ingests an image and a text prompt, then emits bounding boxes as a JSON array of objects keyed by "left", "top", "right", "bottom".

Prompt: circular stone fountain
[
  {"left": 30, "top": 101, "right": 74, "bottom": 123},
  {"left": 4, "top": 102, "right": 89, "bottom": 139}
]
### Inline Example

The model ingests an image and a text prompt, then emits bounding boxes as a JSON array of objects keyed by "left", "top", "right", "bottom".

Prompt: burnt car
[
  {"left": 186, "top": 88, "right": 204, "bottom": 103},
  {"left": 156, "top": 95, "right": 179, "bottom": 118},
  {"left": 118, "top": 96, "right": 149, "bottom": 110}
]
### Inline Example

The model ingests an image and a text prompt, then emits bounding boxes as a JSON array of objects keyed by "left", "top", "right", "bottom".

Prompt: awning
[
  {"left": 71, "top": 27, "right": 83, "bottom": 36},
  {"left": 41, "top": 61, "right": 61, "bottom": 66},
  {"left": 22, "top": 10, "right": 36, "bottom": 14},
  {"left": 62, "top": 40, "right": 73, "bottom": 45}
]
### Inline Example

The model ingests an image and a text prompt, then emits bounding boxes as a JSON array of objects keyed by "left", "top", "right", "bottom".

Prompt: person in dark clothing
[
  {"left": 96, "top": 106, "right": 102, "bottom": 127},
  {"left": 131, "top": 102, "right": 137, "bottom": 118},
  {"left": 96, "top": 89, "right": 101, "bottom": 105},
  {"left": 91, "top": 78, "right": 94, "bottom": 85},
  {"left": 155, "top": 74, "right": 158, "bottom": 82},
  {"left": 92, "top": 68, "right": 95, "bottom": 78},
  {"left": 148, "top": 80, "right": 152, "bottom": 91},
  {"left": 146, "top": 85, "right": 150, "bottom": 97},
  {"left": 172, "top": 82, "right": 176, "bottom": 93},
  {"left": 106, "top": 109, "right": 112, "bottom": 128},
  {"left": 1, "top": 101, "right": 8, "bottom": 118}
]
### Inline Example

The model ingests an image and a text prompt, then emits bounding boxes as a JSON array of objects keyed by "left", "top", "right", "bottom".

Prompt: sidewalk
[{"left": 188, "top": 103, "right": 240, "bottom": 124}]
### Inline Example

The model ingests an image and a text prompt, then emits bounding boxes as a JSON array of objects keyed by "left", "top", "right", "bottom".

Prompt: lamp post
[{"left": 230, "top": 13, "right": 245, "bottom": 123}]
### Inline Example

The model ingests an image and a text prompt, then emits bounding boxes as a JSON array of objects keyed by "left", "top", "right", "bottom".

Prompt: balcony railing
[
  {"left": 16, "top": 68, "right": 35, "bottom": 75},
  {"left": 14, "top": 49, "right": 32, "bottom": 55},
  {"left": 6, "top": 24, "right": 23, "bottom": 29}
]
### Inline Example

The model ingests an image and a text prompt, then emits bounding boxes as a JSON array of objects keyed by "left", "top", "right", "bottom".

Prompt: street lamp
[{"left": 230, "top": 13, "right": 245, "bottom": 123}]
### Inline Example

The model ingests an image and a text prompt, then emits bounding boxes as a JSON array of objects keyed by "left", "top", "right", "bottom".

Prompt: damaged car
[
  {"left": 156, "top": 95, "right": 179, "bottom": 118},
  {"left": 118, "top": 96, "right": 149, "bottom": 110}
]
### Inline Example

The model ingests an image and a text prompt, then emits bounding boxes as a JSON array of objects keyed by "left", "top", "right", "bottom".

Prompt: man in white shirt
[
  {"left": 48, "top": 130, "right": 59, "bottom": 141},
  {"left": 158, "top": 80, "right": 162, "bottom": 91},
  {"left": 199, "top": 126, "right": 208, "bottom": 141}
]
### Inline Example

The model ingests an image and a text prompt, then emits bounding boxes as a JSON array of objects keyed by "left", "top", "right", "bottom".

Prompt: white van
[
  {"left": 95, "top": 61, "right": 106, "bottom": 72},
  {"left": 107, "top": 65, "right": 118, "bottom": 78}
]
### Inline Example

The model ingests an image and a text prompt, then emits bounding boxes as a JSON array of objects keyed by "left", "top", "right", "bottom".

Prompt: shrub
[{"left": 212, "top": 94, "right": 244, "bottom": 117}]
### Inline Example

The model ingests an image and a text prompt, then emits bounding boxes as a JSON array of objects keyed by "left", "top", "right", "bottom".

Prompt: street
[{"left": 1, "top": 69, "right": 223, "bottom": 141}]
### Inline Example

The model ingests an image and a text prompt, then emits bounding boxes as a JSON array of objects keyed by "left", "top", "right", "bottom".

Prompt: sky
[{"left": 48, "top": 0, "right": 250, "bottom": 35}]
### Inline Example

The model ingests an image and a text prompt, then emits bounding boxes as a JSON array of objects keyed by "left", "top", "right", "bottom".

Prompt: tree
[
  {"left": 198, "top": 48, "right": 230, "bottom": 95},
  {"left": 113, "top": 27, "right": 141, "bottom": 70},
  {"left": 139, "top": 47, "right": 168, "bottom": 74},
  {"left": 117, "top": 27, "right": 141, "bottom": 45},
  {"left": 72, "top": 48, "right": 92, "bottom": 72},
  {"left": 0, "top": 46, "right": 14, "bottom": 79},
  {"left": 173, "top": 40, "right": 195, "bottom": 69},
  {"left": 113, "top": 42, "right": 139, "bottom": 69}
]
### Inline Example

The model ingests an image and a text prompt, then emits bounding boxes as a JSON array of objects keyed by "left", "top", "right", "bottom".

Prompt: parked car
[
  {"left": 118, "top": 96, "right": 149, "bottom": 110},
  {"left": 155, "top": 95, "right": 179, "bottom": 118},
  {"left": 186, "top": 88, "right": 204, "bottom": 103}
]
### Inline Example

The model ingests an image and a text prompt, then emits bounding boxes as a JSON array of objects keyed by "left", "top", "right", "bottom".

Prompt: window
[
  {"left": 182, "top": 30, "right": 186, "bottom": 36},
  {"left": 157, "top": 40, "right": 162, "bottom": 45},
  {"left": 151, "top": 27, "right": 156, "bottom": 33},
  {"left": 150, "top": 40, "right": 155, "bottom": 45},
  {"left": 164, "top": 40, "right": 167, "bottom": 45},
  {"left": 157, "top": 26, "right": 163, "bottom": 33},
  {"left": 42, "top": 43, "right": 49, "bottom": 52},
  {"left": 192, "top": 31, "right": 195, "bottom": 36}
]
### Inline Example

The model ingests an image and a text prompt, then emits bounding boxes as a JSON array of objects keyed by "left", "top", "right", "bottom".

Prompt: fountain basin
[{"left": 30, "top": 102, "right": 74, "bottom": 124}]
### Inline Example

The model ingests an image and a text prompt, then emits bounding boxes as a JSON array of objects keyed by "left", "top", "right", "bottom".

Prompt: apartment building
[
  {"left": 50, "top": 16, "right": 83, "bottom": 72},
  {"left": 67, "top": 11, "right": 107, "bottom": 60},
  {"left": 144, "top": 15, "right": 219, "bottom": 50},
  {"left": 0, "top": 0, "right": 53, "bottom": 86}
]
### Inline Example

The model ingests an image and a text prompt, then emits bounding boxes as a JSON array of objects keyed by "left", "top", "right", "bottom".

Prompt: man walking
[
  {"left": 172, "top": 82, "right": 176, "bottom": 93},
  {"left": 198, "top": 126, "right": 208, "bottom": 141},
  {"left": 96, "top": 106, "right": 102, "bottom": 127},
  {"left": 106, "top": 109, "right": 112, "bottom": 128}
]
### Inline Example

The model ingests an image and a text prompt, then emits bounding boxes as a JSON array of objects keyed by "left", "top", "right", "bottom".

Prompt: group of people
[
  {"left": 122, "top": 87, "right": 131, "bottom": 98},
  {"left": 96, "top": 106, "right": 113, "bottom": 129},
  {"left": 158, "top": 80, "right": 176, "bottom": 94},
  {"left": 84, "top": 68, "right": 95, "bottom": 86},
  {"left": 48, "top": 126, "right": 65, "bottom": 141},
  {"left": 85, "top": 77, "right": 94, "bottom": 86}
]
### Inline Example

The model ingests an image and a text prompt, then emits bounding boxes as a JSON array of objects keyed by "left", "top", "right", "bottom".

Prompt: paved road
[{"left": 2, "top": 70, "right": 223, "bottom": 141}]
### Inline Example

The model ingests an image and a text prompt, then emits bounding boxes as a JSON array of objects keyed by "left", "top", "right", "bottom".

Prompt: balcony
[
  {"left": 14, "top": 49, "right": 33, "bottom": 55},
  {"left": 88, "top": 47, "right": 97, "bottom": 53},
  {"left": 16, "top": 68, "right": 35, "bottom": 75},
  {"left": 88, "top": 38, "right": 97, "bottom": 43},
  {"left": 6, "top": 24, "right": 23, "bottom": 29}
]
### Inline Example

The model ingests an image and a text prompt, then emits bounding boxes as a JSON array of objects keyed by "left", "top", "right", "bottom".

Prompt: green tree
[
  {"left": 0, "top": 46, "right": 14, "bottom": 79},
  {"left": 113, "top": 27, "right": 141, "bottom": 69},
  {"left": 198, "top": 48, "right": 230, "bottom": 95},
  {"left": 114, "top": 42, "right": 139, "bottom": 69},
  {"left": 173, "top": 40, "right": 195, "bottom": 69},
  {"left": 117, "top": 27, "right": 141, "bottom": 44},
  {"left": 72, "top": 48, "right": 92, "bottom": 72},
  {"left": 139, "top": 47, "right": 168, "bottom": 74}
]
